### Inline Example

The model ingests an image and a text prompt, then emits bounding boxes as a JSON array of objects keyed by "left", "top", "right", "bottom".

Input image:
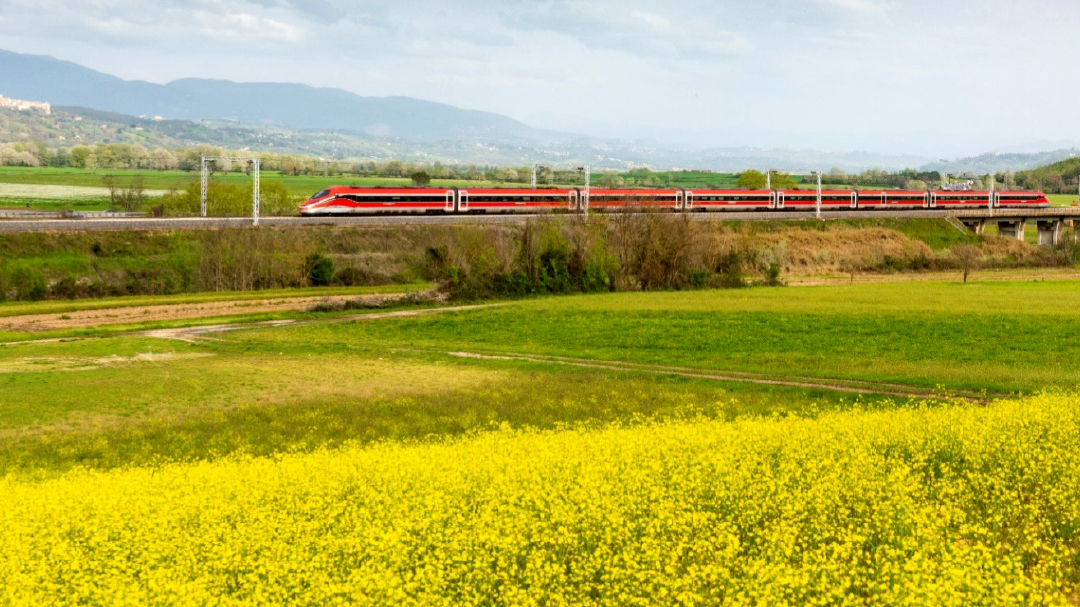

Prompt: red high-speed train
[{"left": 299, "top": 186, "right": 1049, "bottom": 215}]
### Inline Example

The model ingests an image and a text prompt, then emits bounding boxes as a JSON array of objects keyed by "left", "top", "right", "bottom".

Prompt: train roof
[
  {"left": 460, "top": 188, "right": 574, "bottom": 194},
  {"left": 690, "top": 189, "right": 772, "bottom": 194}
]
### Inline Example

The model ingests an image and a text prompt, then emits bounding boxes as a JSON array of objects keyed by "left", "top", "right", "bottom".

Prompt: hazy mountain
[
  {"left": 0, "top": 48, "right": 555, "bottom": 143},
  {"left": 920, "top": 149, "right": 1080, "bottom": 174}
]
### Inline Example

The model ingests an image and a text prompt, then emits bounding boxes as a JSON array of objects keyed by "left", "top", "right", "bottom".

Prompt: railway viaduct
[{"left": 1, "top": 208, "right": 1078, "bottom": 245}]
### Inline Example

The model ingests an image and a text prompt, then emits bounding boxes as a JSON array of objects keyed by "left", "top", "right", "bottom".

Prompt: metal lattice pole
[
  {"left": 582, "top": 165, "right": 590, "bottom": 216},
  {"left": 815, "top": 171, "right": 822, "bottom": 219},
  {"left": 252, "top": 158, "right": 260, "bottom": 226},
  {"left": 200, "top": 157, "right": 209, "bottom": 217}
]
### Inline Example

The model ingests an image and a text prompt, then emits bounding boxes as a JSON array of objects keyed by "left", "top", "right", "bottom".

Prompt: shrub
[{"left": 305, "top": 253, "right": 335, "bottom": 287}]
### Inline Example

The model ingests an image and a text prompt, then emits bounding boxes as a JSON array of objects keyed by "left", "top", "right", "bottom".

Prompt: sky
[{"left": 0, "top": 0, "right": 1077, "bottom": 158}]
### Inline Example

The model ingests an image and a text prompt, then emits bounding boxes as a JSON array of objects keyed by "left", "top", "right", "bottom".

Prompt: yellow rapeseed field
[{"left": 2, "top": 393, "right": 1080, "bottom": 605}]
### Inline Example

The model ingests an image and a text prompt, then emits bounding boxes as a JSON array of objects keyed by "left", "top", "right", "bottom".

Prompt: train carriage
[
  {"left": 458, "top": 188, "right": 576, "bottom": 213},
  {"left": 993, "top": 191, "right": 1050, "bottom": 208},
  {"left": 299, "top": 187, "right": 454, "bottom": 214},
  {"left": 775, "top": 190, "right": 857, "bottom": 210},
  {"left": 585, "top": 189, "right": 683, "bottom": 211},
  {"left": 857, "top": 190, "right": 929, "bottom": 209},
  {"left": 930, "top": 191, "right": 993, "bottom": 209},
  {"left": 686, "top": 189, "right": 774, "bottom": 211}
]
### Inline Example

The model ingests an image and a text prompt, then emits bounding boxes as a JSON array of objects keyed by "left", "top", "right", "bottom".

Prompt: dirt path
[
  {"left": 448, "top": 351, "right": 999, "bottom": 402},
  {"left": 0, "top": 294, "right": 403, "bottom": 333},
  {"left": 144, "top": 303, "right": 505, "bottom": 343}
]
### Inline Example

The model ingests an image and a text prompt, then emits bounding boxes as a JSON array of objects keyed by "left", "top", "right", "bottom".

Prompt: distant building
[{"left": 0, "top": 94, "right": 51, "bottom": 115}]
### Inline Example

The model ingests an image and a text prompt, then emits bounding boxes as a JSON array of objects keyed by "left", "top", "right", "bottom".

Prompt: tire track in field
[{"left": 447, "top": 351, "right": 1000, "bottom": 402}]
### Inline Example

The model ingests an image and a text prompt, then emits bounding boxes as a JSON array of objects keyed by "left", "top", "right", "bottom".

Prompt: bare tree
[{"left": 953, "top": 245, "right": 981, "bottom": 283}]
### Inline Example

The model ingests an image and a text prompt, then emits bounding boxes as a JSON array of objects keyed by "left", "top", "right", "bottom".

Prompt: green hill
[{"left": 1013, "top": 157, "right": 1080, "bottom": 193}]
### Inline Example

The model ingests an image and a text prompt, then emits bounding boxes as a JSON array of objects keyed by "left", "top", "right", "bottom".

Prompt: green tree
[
  {"left": 769, "top": 172, "right": 797, "bottom": 189},
  {"left": 410, "top": 171, "right": 432, "bottom": 187},
  {"left": 737, "top": 169, "right": 766, "bottom": 189}
]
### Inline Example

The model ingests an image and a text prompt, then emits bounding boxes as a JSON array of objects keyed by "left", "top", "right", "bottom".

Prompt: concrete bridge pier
[
  {"left": 1036, "top": 219, "right": 1063, "bottom": 246},
  {"left": 960, "top": 218, "right": 986, "bottom": 235},
  {"left": 997, "top": 219, "right": 1027, "bottom": 241}
]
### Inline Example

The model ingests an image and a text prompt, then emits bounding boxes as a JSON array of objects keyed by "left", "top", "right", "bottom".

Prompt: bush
[
  {"left": 762, "top": 262, "right": 783, "bottom": 286},
  {"left": 305, "top": 253, "right": 335, "bottom": 287}
]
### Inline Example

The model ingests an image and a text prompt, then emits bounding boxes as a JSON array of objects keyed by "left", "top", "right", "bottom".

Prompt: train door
[
  {"left": 922, "top": 192, "right": 929, "bottom": 209},
  {"left": 880, "top": 192, "right": 887, "bottom": 208},
  {"left": 929, "top": 192, "right": 937, "bottom": 209},
  {"left": 569, "top": 189, "right": 578, "bottom": 211},
  {"left": 769, "top": 191, "right": 777, "bottom": 210},
  {"left": 676, "top": 190, "right": 685, "bottom": 211},
  {"left": 445, "top": 189, "right": 456, "bottom": 212},
  {"left": 459, "top": 190, "right": 469, "bottom": 212},
  {"left": 992, "top": 192, "right": 1000, "bottom": 208},
  {"left": 849, "top": 192, "right": 857, "bottom": 209},
  {"left": 776, "top": 191, "right": 785, "bottom": 209},
  {"left": 685, "top": 190, "right": 693, "bottom": 211}
]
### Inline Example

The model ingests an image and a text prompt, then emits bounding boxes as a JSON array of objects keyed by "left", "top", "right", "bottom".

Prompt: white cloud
[
  {"left": 196, "top": 11, "right": 305, "bottom": 43},
  {"left": 629, "top": 9, "right": 674, "bottom": 32},
  {"left": 812, "top": 0, "right": 893, "bottom": 14}
]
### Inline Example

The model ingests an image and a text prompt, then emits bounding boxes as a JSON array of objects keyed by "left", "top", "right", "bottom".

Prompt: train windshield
[{"left": 310, "top": 189, "right": 331, "bottom": 199}]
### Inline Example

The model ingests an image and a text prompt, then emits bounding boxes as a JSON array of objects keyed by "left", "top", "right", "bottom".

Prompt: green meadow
[{"left": 1, "top": 279, "right": 1078, "bottom": 474}]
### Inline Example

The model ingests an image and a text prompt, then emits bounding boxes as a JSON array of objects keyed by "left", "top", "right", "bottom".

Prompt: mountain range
[
  {"left": 0, "top": 48, "right": 555, "bottom": 143},
  {"left": 0, "top": 47, "right": 1074, "bottom": 173}
]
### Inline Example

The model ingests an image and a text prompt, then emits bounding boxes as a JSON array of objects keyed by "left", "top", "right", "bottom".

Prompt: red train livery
[{"left": 300, "top": 186, "right": 1049, "bottom": 215}]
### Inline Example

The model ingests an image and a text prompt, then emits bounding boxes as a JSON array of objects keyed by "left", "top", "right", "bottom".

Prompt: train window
[{"left": 312, "top": 189, "right": 331, "bottom": 199}]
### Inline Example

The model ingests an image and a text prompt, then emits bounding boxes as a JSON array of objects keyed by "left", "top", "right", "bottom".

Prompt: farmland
[{"left": 1, "top": 279, "right": 1080, "bottom": 603}]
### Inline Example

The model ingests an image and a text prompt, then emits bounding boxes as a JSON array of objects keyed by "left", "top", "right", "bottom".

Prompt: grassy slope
[{"left": 0, "top": 280, "right": 1076, "bottom": 473}]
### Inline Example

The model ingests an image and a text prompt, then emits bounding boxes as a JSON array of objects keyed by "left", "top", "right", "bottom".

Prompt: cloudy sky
[{"left": 1, "top": 0, "right": 1077, "bottom": 157}]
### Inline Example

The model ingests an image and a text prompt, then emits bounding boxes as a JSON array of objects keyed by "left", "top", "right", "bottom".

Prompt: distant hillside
[
  {"left": 0, "top": 105, "right": 936, "bottom": 171},
  {"left": 0, "top": 48, "right": 558, "bottom": 143},
  {"left": 921, "top": 149, "right": 1080, "bottom": 174},
  {"left": 1012, "top": 156, "right": 1080, "bottom": 194},
  {"left": 0, "top": 105, "right": 568, "bottom": 165}
]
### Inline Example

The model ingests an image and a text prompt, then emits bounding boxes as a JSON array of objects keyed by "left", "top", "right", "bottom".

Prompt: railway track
[{"left": 0, "top": 208, "right": 1078, "bottom": 232}]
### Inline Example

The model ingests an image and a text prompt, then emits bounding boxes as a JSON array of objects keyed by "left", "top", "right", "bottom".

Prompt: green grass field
[
  {"left": 2, "top": 279, "right": 1078, "bottom": 475},
  {"left": 1048, "top": 193, "right": 1078, "bottom": 207}
]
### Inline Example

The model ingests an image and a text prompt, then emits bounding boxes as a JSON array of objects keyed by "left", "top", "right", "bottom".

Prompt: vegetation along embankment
[{"left": 0, "top": 216, "right": 1076, "bottom": 302}]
